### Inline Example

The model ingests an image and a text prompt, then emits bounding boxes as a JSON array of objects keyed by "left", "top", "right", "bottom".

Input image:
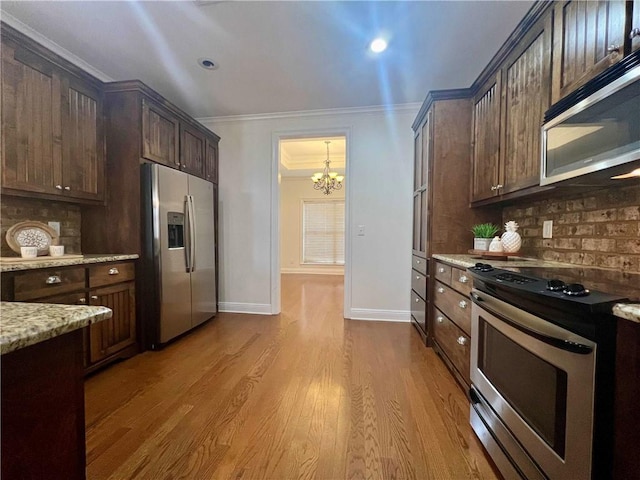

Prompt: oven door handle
[{"left": 471, "top": 290, "right": 594, "bottom": 355}]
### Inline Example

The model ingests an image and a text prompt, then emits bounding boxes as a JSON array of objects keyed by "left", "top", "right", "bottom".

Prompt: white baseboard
[
  {"left": 281, "top": 267, "right": 344, "bottom": 275},
  {"left": 346, "top": 309, "right": 411, "bottom": 322},
  {"left": 218, "top": 302, "right": 273, "bottom": 315}
]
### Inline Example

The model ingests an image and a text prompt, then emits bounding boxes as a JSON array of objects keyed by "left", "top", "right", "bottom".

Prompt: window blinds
[{"left": 302, "top": 200, "right": 345, "bottom": 265}]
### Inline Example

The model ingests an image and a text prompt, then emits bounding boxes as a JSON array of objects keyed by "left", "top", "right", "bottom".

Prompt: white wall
[
  {"left": 280, "top": 177, "right": 345, "bottom": 275},
  {"left": 200, "top": 105, "right": 418, "bottom": 320}
]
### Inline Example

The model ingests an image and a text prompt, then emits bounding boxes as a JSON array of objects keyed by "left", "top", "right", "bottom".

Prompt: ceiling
[
  {"left": 0, "top": 1, "right": 533, "bottom": 119},
  {"left": 280, "top": 136, "right": 346, "bottom": 178}
]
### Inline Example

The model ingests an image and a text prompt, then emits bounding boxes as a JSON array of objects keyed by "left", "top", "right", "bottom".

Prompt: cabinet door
[
  {"left": 471, "top": 73, "right": 502, "bottom": 202},
  {"left": 141, "top": 99, "right": 179, "bottom": 168},
  {"left": 1, "top": 41, "right": 63, "bottom": 195},
  {"left": 88, "top": 282, "right": 136, "bottom": 364},
  {"left": 61, "top": 76, "right": 104, "bottom": 201},
  {"left": 551, "top": 0, "right": 626, "bottom": 103},
  {"left": 204, "top": 138, "right": 218, "bottom": 183},
  {"left": 501, "top": 13, "right": 552, "bottom": 195},
  {"left": 180, "top": 124, "right": 205, "bottom": 177}
]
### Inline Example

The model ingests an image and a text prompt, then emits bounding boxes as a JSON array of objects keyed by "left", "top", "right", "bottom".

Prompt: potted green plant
[{"left": 472, "top": 223, "right": 500, "bottom": 251}]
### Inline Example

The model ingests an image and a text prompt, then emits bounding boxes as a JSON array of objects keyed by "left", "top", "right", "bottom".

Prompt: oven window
[{"left": 479, "top": 319, "right": 567, "bottom": 457}]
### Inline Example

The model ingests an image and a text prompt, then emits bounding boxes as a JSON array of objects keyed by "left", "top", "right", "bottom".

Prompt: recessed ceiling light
[
  {"left": 369, "top": 38, "right": 387, "bottom": 53},
  {"left": 198, "top": 57, "right": 218, "bottom": 70}
]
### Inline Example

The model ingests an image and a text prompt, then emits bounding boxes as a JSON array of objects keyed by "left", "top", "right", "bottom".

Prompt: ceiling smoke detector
[{"left": 198, "top": 58, "right": 218, "bottom": 70}]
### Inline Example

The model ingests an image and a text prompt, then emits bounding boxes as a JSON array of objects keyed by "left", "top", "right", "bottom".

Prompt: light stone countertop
[
  {"left": 0, "top": 302, "right": 112, "bottom": 354},
  {"left": 0, "top": 254, "right": 138, "bottom": 272},
  {"left": 432, "top": 254, "right": 639, "bottom": 323}
]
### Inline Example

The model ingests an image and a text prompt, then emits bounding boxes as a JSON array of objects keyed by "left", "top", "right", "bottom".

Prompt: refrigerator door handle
[
  {"left": 188, "top": 195, "right": 197, "bottom": 272},
  {"left": 184, "top": 195, "right": 192, "bottom": 273}
]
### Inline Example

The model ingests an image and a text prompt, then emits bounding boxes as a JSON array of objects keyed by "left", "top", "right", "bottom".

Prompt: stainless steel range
[{"left": 467, "top": 263, "right": 630, "bottom": 480}]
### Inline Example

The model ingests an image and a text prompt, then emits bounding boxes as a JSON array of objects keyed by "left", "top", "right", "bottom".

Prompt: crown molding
[
  {"left": 0, "top": 12, "right": 114, "bottom": 82},
  {"left": 198, "top": 102, "right": 422, "bottom": 124}
]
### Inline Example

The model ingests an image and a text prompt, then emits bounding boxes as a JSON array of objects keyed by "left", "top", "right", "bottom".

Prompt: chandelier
[{"left": 311, "top": 141, "right": 344, "bottom": 195}]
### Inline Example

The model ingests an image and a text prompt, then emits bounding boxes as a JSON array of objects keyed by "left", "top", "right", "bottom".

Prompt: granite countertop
[
  {"left": 0, "top": 254, "right": 139, "bottom": 273},
  {"left": 0, "top": 302, "right": 112, "bottom": 354},
  {"left": 432, "top": 253, "right": 640, "bottom": 323}
]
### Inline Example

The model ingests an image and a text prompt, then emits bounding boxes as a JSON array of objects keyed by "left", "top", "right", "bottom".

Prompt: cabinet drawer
[
  {"left": 433, "top": 307, "right": 470, "bottom": 385},
  {"left": 451, "top": 266, "right": 472, "bottom": 297},
  {"left": 32, "top": 292, "right": 87, "bottom": 305},
  {"left": 434, "top": 281, "right": 471, "bottom": 336},
  {"left": 434, "top": 262, "right": 452, "bottom": 285},
  {"left": 412, "top": 255, "right": 427, "bottom": 276},
  {"left": 14, "top": 267, "right": 86, "bottom": 301},
  {"left": 411, "top": 291, "right": 426, "bottom": 332},
  {"left": 89, "top": 262, "right": 135, "bottom": 288},
  {"left": 411, "top": 269, "right": 427, "bottom": 300}
]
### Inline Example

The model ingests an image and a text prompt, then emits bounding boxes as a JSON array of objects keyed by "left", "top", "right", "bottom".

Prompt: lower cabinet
[
  {"left": 1, "top": 260, "right": 138, "bottom": 373},
  {"left": 410, "top": 255, "right": 428, "bottom": 343},
  {"left": 432, "top": 258, "right": 472, "bottom": 390}
]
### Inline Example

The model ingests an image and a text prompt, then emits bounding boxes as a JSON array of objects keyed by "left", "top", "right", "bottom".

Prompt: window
[{"left": 302, "top": 200, "right": 345, "bottom": 265}]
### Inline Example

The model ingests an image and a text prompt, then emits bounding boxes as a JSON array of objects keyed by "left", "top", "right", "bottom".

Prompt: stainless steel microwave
[{"left": 541, "top": 63, "right": 640, "bottom": 186}]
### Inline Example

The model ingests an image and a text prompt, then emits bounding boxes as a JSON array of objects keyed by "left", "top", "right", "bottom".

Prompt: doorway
[{"left": 271, "top": 130, "right": 351, "bottom": 317}]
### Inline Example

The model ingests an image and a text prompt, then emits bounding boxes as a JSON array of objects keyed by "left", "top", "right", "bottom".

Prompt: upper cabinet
[
  {"left": 180, "top": 123, "right": 205, "bottom": 177},
  {"left": 204, "top": 138, "right": 219, "bottom": 183},
  {"left": 1, "top": 27, "right": 105, "bottom": 203},
  {"left": 551, "top": 0, "right": 627, "bottom": 103},
  {"left": 141, "top": 99, "right": 180, "bottom": 168}
]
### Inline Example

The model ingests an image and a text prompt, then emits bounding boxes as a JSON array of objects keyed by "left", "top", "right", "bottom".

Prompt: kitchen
[{"left": 1, "top": 1, "right": 639, "bottom": 479}]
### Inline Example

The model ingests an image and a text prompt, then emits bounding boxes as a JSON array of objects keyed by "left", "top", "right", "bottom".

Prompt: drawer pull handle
[
  {"left": 46, "top": 275, "right": 61, "bottom": 285},
  {"left": 437, "top": 287, "right": 444, "bottom": 294},
  {"left": 108, "top": 267, "right": 120, "bottom": 275},
  {"left": 457, "top": 336, "right": 468, "bottom": 346},
  {"left": 415, "top": 275, "right": 421, "bottom": 280},
  {"left": 77, "top": 297, "right": 86, "bottom": 304},
  {"left": 459, "top": 300, "right": 467, "bottom": 309},
  {"left": 55, "top": 185, "right": 63, "bottom": 190},
  {"left": 416, "top": 260, "right": 421, "bottom": 264},
  {"left": 91, "top": 295, "right": 99, "bottom": 301},
  {"left": 436, "top": 316, "right": 444, "bottom": 324},
  {"left": 459, "top": 275, "right": 468, "bottom": 283},
  {"left": 438, "top": 267, "right": 445, "bottom": 273},
  {"left": 415, "top": 298, "right": 420, "bottom": 303}
]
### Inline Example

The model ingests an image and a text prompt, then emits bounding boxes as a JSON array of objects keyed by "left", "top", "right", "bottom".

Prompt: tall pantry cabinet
[{"left": 410, "top": 91, "right": 498, "bottom": 345}]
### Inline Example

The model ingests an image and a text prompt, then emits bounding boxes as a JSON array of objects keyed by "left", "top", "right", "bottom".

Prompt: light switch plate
[
  {"left": 48, "top": 221, "right": 61, "bottom": 236},
  {"left": 357, "top": 225, "right": 365, "bottom": 236},
  {"left": 543, "top": 220, "right": 553, "bottom": 239}
]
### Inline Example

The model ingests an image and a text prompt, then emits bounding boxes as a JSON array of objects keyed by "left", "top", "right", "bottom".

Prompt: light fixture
[
  {"left": 198, "top": 57, "right": 218, "bottom": 70},
  {"left": 311, "top": 141, "right": 344, "bottom": 195},
  {"left": 370, "top": 38, "right": 387, "bottom": 53}
]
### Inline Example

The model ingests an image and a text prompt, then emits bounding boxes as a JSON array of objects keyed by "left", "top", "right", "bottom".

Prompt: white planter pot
[{"left": 474, "top": 238, "right": 491, "bottom": 251}]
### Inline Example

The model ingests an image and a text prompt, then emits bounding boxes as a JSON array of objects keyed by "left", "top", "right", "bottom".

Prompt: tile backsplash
[
  {"left": 1, "top": 196, "right": 81, "bottom": 256},
  {"left": 503, "top": 184, "right": 640, "bottom": 272}
]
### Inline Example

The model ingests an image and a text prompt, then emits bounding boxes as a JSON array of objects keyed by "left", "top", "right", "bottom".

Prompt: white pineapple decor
[{"left": 501, "top": 221, "right": 522, "bottom": 253}]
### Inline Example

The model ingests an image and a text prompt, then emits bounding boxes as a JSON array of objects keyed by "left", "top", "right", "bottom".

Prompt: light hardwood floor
[{"left": 85, "top": 274, "right": 499, "bottom": 479}]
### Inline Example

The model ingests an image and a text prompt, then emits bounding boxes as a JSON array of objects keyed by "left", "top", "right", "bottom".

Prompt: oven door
[{"left": 470, "top": 289, "right": 596, "bottom": 480}]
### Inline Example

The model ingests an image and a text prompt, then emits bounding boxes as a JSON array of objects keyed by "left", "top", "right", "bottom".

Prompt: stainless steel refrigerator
[{"left": 141, "top": 163, "right": 217, "bottom": 349}]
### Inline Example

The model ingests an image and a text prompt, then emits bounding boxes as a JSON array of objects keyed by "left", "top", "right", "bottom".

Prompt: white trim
[
  {"left": 0, "top": 12, "right": 115, "bottom": 82},
  {"left": 281, "top": 267, "right": 344, "bottom": 275},
  {"left": 347, "top": 309, "right": 411, "bottom": 322},
  {"left": 199, "top": 103, "right": 422, "bottom": 124},
  {"left": 271, "top": 127, "right": 352, "bottom": 318},
  {"left": 218, "top": 302, "right": 273, "bottom": 315}
]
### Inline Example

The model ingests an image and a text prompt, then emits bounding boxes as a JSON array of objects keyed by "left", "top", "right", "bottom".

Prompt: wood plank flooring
[{"left": 85, "top": 274, "right": 499, "bottom": 479}]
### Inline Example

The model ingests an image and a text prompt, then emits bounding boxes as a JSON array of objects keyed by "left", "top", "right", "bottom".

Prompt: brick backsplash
[
  {"left": 502, "top": 184, "right": 640, "bottom": 272},
  {"left": 1, "top": 196, "right": 81, "bottom": 257}
]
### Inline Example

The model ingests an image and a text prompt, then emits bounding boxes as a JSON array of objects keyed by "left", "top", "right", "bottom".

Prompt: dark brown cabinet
[
  {"left": 142, "top": 98, "right": 180, "bottom": 168},
  {"left": 180, "top": 123, "right": 205, "bottom": 177},
  {"left": 551, "top": 0, "right": 627, "bottom": 104},
  {"left": 1, "top": 25, "right": 104, "bottom": 203},
  {"left": 205, "top": 138, "right": 219, "bottom": 183}
]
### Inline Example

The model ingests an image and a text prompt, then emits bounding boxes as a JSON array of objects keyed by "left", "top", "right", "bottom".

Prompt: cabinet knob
[
  {"left": 436, "top": 316, "right": 444, "bottom": 324},
  {"left": 490, "top": 185, "right": 496, "bottom": 191},
  {"left": 77, "top": 297, "right": 87, "bottom": 304},
  {"left": 91, "top": 295, "right": 99, "bottom": 301},
  {"left": 457, "top": 336, "right": 468, "bottom": 346},
  {"left": 630, "top": 28, "right": 640, "bottom": 40},
  {"left": 459, "top": 275, "right": 468, "bottom": 283},
  {"left": 46, "top": 275, "right": 61, "bottom": 285},
  {"left": 437, "top": 287, "right": 445, "bottom": 294},
  {"left": 416, "top": 259, "right": 421, "bottom": 264},
  {"left": 64, "top": 186, "right": 71, "bottom": 191},
  {"left": 607, "top": 44, "right": 621, "bottom": 54},
  {"left": 438, "top": 267, "right": 445, "bottom": 273},
  {"left": 55, "top": 185, "right": 63, "bottom": 190},
  {"left": 415, "top": 275, "right": 421, "bottom": 280},
  {"left": 496, "top": 184, "right": 503, "bottom": 189},
  {"left": 459, "top": 300, "right": 468, "bottom": 309},
  {"left": 108, "top": 267, "right": 120, "bottom": 275}
]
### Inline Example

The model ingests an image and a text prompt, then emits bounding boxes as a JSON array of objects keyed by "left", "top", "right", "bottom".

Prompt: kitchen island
[{"left": 1, "top": 301, "right": 112, "bottom": 480}]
